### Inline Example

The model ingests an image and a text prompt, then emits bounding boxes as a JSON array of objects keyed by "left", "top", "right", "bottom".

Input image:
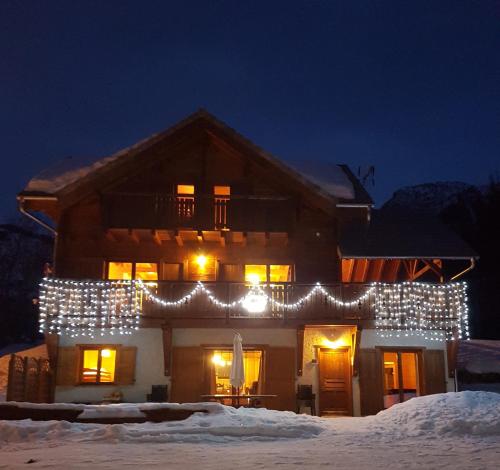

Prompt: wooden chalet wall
[{"left": 53, "top": 125, "right": 358, "bottom": 283}]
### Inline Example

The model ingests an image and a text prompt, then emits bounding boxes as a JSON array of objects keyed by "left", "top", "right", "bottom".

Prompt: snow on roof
[
  {"left": 24, "top": 151, "right": 356, "bottom": 201},
  {"left": 23, "top": 110, "right": 359, "bottom": 202},
  {"left": 25, "top": 132, "right": 159, "bottom": 194},
  {"left": 457, "top": 340, "right": 500, "bottom": 374},
  {"left": 286, "top": 160, "right": 355, "bottom": 201}
]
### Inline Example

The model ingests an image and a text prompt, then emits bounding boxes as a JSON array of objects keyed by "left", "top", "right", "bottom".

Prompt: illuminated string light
[{"left": 38, "top": 278, "right": 469, "bottom": 340}]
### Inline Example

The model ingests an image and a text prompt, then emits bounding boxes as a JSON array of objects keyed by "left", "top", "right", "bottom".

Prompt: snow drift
[
  {"left": 0, "top": 392, "right": 499, "bottom": 446},
  {"left": 372, "top": 391, "right": 500, "bottom": 437}
]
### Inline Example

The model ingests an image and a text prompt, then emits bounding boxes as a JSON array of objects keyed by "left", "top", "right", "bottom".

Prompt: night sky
[{"left": 1, "top": 1, "right": 499, "bottom": 219}]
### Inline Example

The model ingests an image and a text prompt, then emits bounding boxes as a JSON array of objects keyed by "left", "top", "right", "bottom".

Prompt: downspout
[
  {"left": 450, "top": 258, "right": 475, "bottom": 281},
  {"left": 18, "top": 197, "right": 58, "bottom": 236}
]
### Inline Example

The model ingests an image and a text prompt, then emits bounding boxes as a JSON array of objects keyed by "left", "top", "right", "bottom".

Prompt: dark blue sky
[{"left": 1, "top": 0, "right": 499, "bottom": 218}]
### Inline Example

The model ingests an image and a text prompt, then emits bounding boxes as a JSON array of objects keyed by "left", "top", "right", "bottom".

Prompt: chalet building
[{"left": 18, "top": 110, "right": 476, "bottom": 416}]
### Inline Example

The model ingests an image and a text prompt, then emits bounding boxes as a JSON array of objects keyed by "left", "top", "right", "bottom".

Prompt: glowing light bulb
[{"left": 196, "top": 255, "right": 207, "bottom": 269}]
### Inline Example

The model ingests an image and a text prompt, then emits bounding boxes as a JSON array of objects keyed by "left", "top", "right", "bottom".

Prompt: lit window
[
  {"left": 135, "top": 263, "right": 158, "bottom": 281},
  {"left": 176, "top": 185, "right": 195, "bottom": 220},
  {"left": 270, "top": 265, "right": 292, "bottom": 282},
  {"left": 245, "top": 265, "right": 267, "bottom": 284},
  {"left": 107, "top": 262, "right": 158, "bottom": 281},
  {"left": 81, "top": 347, "right": 116, "bottom": 384},
  {"left": 108, "top": 262, "right": 133, "bottom": 280},
  {"left": 214, "top": 186, "right": 230, "bottom": 196},
  {"left": 214, "top": 186, "right": 230, "bottom": 229},
  {"left": 187, "top": 254, "right": 215, "bottom": 281},
  {"left": 211, "top": 350, "right": 262, "bottom": 395},
  {"left": 177, "top": 184, "right": 195, "bottom": 195}
]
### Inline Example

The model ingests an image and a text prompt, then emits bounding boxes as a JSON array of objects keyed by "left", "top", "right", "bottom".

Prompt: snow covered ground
[{"left": 1, "top": 391, "right": 499, "bottom": 469}]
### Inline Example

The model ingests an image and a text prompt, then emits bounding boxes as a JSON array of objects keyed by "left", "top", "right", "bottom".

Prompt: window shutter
[
  {"left": 117, "top": 346, "right": 137, "bottom": 385},
  {"left": 358, "top": 348, "right": 384, "bottom": 416},
  {"left": 423, "top": 349, "right": 446, "bottom": 395},
  {"left": 170, "top": 347, "right": 204, "bottom": 403},
  {"left": 56, "top": 347, "right": 78, "bottom": 386},
  {"left": 264, "top": 347, "right": 296, "bottom": 411}
]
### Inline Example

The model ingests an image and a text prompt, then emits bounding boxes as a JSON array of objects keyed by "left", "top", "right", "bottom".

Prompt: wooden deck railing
[
  {"left": 141, "top": 281, "right": 375, "bottom": 322},
  {"left": 102, "top": 193, "right": 296, "bottom": 232}
]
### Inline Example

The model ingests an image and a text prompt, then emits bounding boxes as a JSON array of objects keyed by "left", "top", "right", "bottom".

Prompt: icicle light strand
[{"left": 38, "top": 278, "right": 469, "bottom": 340}]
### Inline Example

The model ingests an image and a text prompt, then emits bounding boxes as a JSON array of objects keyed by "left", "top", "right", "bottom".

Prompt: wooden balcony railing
[
  {"left": 141, "top": 281, "right": 376, "bottom": 322},
  {"left": 102, "top": 193, "right": 296, "bottom": 232}
]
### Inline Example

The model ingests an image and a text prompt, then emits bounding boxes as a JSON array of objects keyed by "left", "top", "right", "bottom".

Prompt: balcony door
[{"left": 318, "top": 347, "right": 352, "bottom": 416}]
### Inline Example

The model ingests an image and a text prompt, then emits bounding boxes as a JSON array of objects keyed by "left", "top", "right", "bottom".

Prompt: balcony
[
  {"left": 102, "top": 193, "right": 296, "bottom": 232},
  {"left": 141, "top": 282, "right": 376, "bottom": 323},
  {"left": 39, "top": 279, "right": 468, "bottom": 337}
]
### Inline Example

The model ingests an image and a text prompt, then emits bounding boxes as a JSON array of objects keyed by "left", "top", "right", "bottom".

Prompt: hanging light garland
[
  {"left": 374, "top": 281, "right": 469, "bottom": 341},
  {"left": 39, "top": 278, "right": 141, "bottom": 338},
  {"left": 38, "top": 278, "right": 469, "bottom": 340}
]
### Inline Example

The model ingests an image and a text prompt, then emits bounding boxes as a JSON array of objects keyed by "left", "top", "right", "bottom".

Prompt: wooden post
[
  {"left": 352, "top": 327, "right": 362, "bottom": 377},
  {"left": 162, "top": 324, "right": 172, "bottom": 376},
  {"left": 296, "top": 326, "right": 305, "bottom": 376},
  {"left": 6, "top": 354, "right": 16, "bottom": 402}
]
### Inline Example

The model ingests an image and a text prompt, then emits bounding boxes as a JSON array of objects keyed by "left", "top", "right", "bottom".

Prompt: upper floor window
[
  {"left": 107, "top": 261, "right": 158, "bottom": 281},
  {"left": 244, "top": 264, "right": 293, "bottom": 284},
  {"left": 214, "top": 186, "right": 230, "bottom": 229},
  {"left": 177, "top": 184, "right": 195, "bottom": 220}
]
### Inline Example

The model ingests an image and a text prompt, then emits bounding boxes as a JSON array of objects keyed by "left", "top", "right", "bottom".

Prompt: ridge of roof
[{"left": 20, "top": 109, "right": 371, "bottom": 206}]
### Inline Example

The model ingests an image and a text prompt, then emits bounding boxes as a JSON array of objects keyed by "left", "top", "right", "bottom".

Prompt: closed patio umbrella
[{"left": 230, "top": 332, "right": 245, "bottom": 395}]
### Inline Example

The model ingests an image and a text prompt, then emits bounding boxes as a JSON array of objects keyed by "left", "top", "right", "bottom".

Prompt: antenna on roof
[{"left": 358, "top": 166, "right": 375, "bottom": 187}]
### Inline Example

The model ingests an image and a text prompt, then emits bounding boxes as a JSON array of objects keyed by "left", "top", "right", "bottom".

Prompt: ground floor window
[
  {"left": 383, "top": 350, "right": 421, "bottom": 408},
  {"left": 210, "top": 349, "right": 262, "bottom": 394},
  {"left": 80, "top": 346, "right": 117, "bottom": 384}
]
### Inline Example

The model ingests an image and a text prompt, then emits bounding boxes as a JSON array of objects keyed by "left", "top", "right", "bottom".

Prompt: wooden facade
[{"left": 18, "top": 111, "right": 463, "bottom": 414}]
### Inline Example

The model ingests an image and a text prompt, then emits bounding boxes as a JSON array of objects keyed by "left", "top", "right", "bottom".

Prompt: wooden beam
[
  {"left": 296, "top": 326, "right": 305, "bottom": 377},
  {"left": 384, "top": 259, "right": 401, "bottom": 282},
  {"left": 175, "top": 231, "right": 183, "bottom": 247},
  {"left": 353, "top": 259, "right": 369, "bottom": 282},
  {"left": 422, "top": 259, "right": 443, "bottom": 281},
  {"left": 412, "top": 262, "right": 431, "bottom": 280},
  {"left": 367, "top": 259, "right": 385, "bottom": 282},
  {"left": 152, "top": 230, "right": 162, "bottom": 246},
  {"left": 341, "top": 259, "right": 355, "bottom": 283},
  {"left": 220, "top": 231, "right": 226, "bottom": 247},
  {"left": 105, "top": 230, "right": 117, "bottom": 242},
  {"left": 352, "top": 327, "right": 362, "bottom": 377},
  {"left": 162, "top": 324, "right": 172, "bottom": 376},
  {"left": 128, "top": 229, "right": 139, "bottom": 244}
]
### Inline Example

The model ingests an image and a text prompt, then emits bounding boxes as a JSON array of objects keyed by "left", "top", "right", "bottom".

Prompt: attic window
[
  {"left": 176, "top": 185, "right": 195, "bottom": 220},
  {"left": 214, "top": 186, "right": 230, "bottom": 229},
  {"left": 214, "top": 186, "right": 230, "bottom": 196},
  {"left": 177, "top": 184, "right": 195, "bottom": 195}
]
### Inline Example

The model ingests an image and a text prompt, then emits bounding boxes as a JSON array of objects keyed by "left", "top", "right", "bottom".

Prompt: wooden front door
[{"left": 318, "top": 347, "right": 352, "bottom": 416}]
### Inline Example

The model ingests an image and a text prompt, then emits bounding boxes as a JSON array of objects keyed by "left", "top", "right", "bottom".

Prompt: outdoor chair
[
  {"left": 296, "top": 384, "right": 316, "bottom": 415},
  {"left": 147, "top": 385, "right": 168, "bottom": 402}
]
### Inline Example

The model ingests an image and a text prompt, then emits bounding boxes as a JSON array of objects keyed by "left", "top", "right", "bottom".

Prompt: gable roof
[
  {"left": 339, "top": 211, "right": 478, "bottom": 260},
  {"left": 20, "top": 110, "right": 372, "bottom": 207}
]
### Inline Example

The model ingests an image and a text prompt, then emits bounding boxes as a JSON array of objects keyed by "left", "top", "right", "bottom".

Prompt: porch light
[
  {"left": 196, "top": 255, "right": 208, "bottom": 269},
  {"left": 321, "top": 338, "right": 346, "bottom": 349}
]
